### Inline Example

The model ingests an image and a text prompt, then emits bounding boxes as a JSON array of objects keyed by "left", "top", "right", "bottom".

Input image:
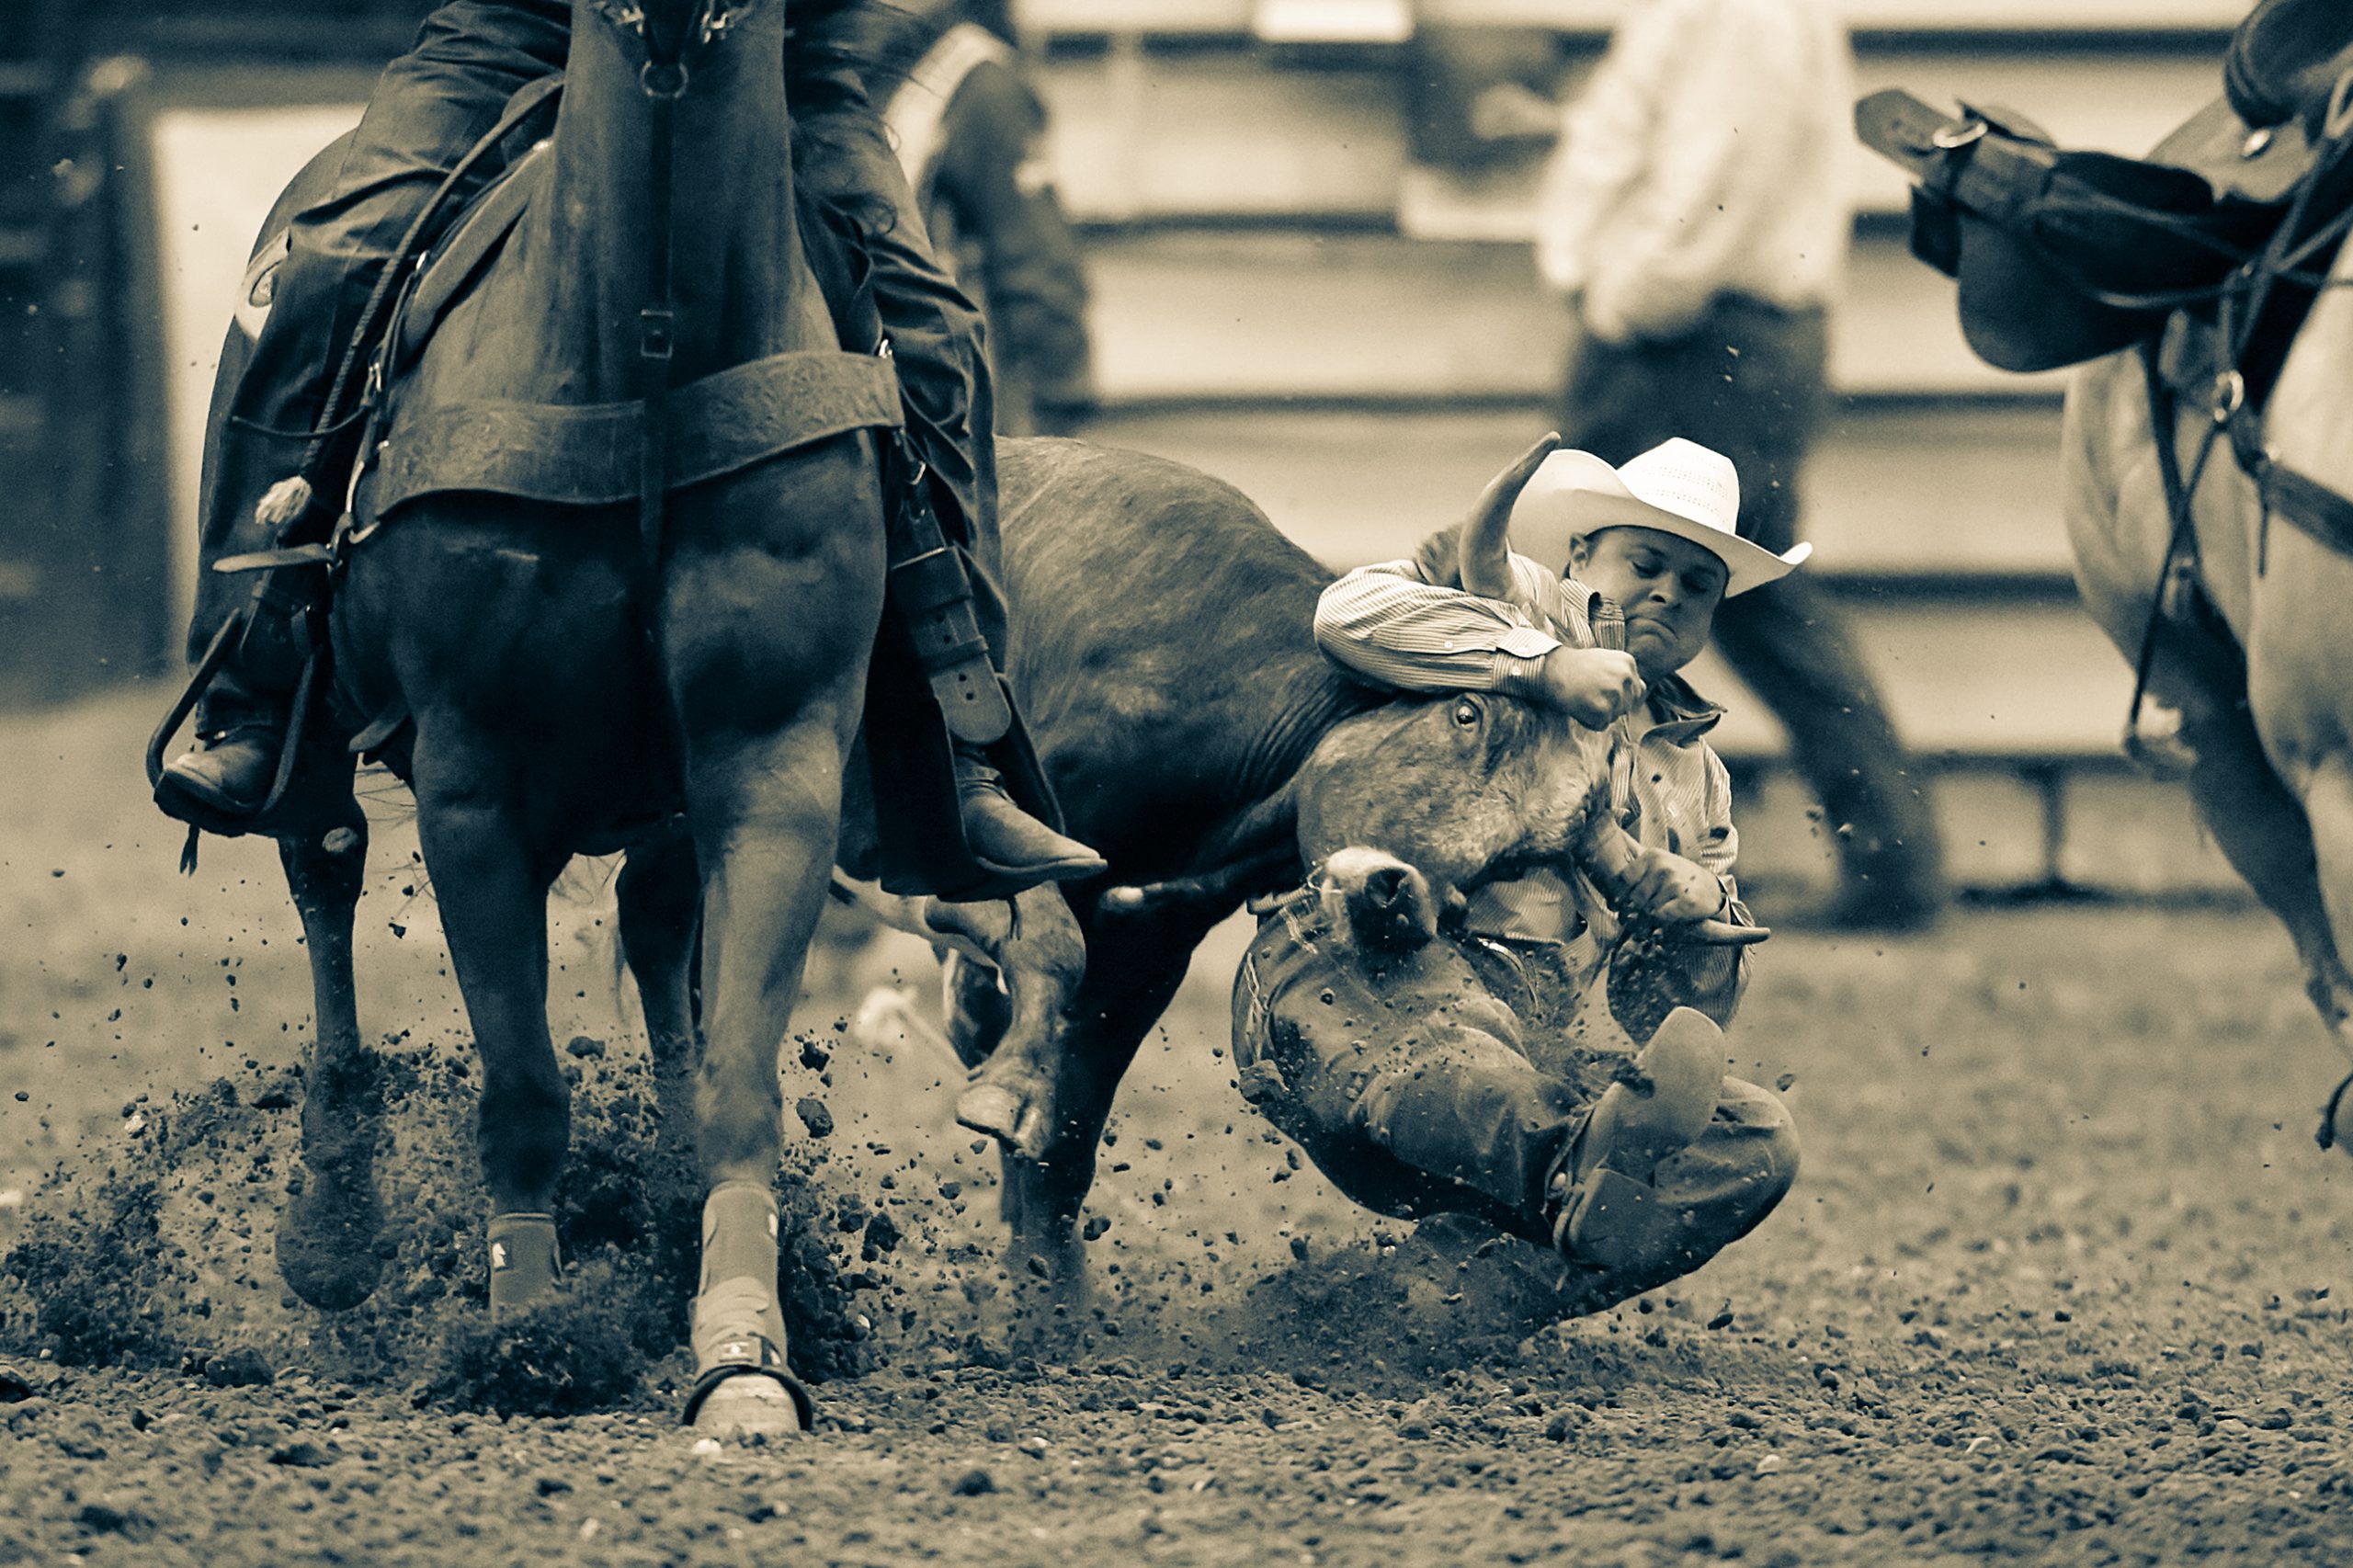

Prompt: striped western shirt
[{"left": 1313, "top": 540, "right": 1752, "bottom": 1025}]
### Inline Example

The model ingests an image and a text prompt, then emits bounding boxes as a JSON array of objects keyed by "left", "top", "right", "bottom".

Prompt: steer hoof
[{"left": 956, "top": 1077, "right": 1051, "bottom": 1162}]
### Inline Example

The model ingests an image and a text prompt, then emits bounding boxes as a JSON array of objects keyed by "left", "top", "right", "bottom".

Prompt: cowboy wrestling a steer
[{"left": 1234, "top": 436, "right": 1802, "bottom": 1309}]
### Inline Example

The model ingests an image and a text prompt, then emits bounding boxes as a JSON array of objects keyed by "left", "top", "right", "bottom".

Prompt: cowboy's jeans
[
  {"left": 188, "top": 0, "right": 1010, "bottom": 713},
  {"left": 188, "top": 0, "right": 573, "bottom": 713},
  {"left": 1232, "top": 903, "right": 1797, "bottom": 1312}
]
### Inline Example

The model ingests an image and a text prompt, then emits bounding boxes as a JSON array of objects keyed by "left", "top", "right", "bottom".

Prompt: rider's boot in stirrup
[
  {"left": 157, "top": 689, "right": 289, "bottom": 824},
  {"left": 156, "top": 565, "right": 319, "bottom": 826},
  {"left": 952, "top": 745, "right": 1105, "bottom": 886}
]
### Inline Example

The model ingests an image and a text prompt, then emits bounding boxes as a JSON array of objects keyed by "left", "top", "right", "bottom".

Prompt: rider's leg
[
  {"left": 1233, "top": 905, "right": 1776, "bottom": 1286},
  {"left": 796, "top": 98, "right": 1102, "bottom": 883},
  {"left": 162, "top": 0, "right": 570, "bottom": 822}
]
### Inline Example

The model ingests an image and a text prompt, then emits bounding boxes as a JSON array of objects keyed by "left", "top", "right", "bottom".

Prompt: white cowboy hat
[{"left": 1506, "top": 437, "right": 1811, "bottom": 597}]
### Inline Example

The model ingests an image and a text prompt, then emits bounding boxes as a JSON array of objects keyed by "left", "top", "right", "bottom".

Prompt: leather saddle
[
  {"left": 1854, "top": 89, "right": 2347, "bottom": 376},
  {"left": 2228, "top": 0, "right": 2353, "bottom": 134}
]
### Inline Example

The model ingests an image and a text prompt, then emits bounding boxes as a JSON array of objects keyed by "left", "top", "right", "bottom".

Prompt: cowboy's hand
[
  {"left": 1616, "top": 846, "right": 1728, "bottom": 923},
  {"left": 1539, "top": 645, "right": 1645, "bottom": 730}
]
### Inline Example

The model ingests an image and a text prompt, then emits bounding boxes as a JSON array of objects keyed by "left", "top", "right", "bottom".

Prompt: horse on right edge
[{"left": 1859, "top": 0, "right": 2353, "bottom": 1148}]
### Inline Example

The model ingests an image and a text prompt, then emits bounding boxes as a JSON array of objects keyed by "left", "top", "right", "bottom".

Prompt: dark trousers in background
[
  {"left": 1560, "top": 295, "right": 1946, "bottom": 919},
  {"left": 1232, "top": 903, "right": 1798, "bottom": 1314}
]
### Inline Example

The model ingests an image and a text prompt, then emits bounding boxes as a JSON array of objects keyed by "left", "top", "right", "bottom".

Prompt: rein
[
  {"left": 593, "top": 0, "right": 750, "bottom": 575},
  {"left": 2127, "top": 76, "right": 2353, "bottom": 755}
]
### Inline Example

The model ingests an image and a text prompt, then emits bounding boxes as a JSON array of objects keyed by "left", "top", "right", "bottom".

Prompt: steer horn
[
  {"left": 1457, "top": 431, "right": 1563, "bottom": 597},
  {"left": 1578, "top": 816, "right": 1769, "bottom": 947}
]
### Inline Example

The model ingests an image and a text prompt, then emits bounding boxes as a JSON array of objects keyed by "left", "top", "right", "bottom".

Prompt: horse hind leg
[
  {"left": 275, "top": 812, "right": 389, "bottom": 1311},
  {"left": 2287, "top": 753, "right": 2353, "bottom": 1150},
  {"left": 616, "top": 831, "right": 702, "bottom": 1168}
]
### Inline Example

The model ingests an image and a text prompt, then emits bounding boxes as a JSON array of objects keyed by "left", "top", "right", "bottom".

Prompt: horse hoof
[
  {"left": 276, "top": 1174, "right": 383, "bottom": 1311},
  {"left": 689, "top": 1373, "right": 809, "bottom": 1437}
]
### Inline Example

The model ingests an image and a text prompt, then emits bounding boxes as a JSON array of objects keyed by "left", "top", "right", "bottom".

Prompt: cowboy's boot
[
  {"left": 1547, "top": 1006, "right": 1725, "bottom": 1277},
  {"left": 155, "top": 567, "right": 317, "bottom": 828},
  {"left": 881, "top": 433, "right": 1104, "bottom": 890},
  {"left": 953, "top": 747, "right": 1104, "bottom": 886},
  {"left": 158, "top": 707, "right": 284, "bottom": 823}
]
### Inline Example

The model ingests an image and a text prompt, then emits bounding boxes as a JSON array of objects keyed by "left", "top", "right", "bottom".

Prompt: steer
[{"left": 856, "top": 437, "right": 1749, "bottom": 1284}]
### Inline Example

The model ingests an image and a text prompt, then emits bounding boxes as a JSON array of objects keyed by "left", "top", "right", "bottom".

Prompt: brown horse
[{"left": 188, "top": 0, "right": 892, "bottom": 1433}]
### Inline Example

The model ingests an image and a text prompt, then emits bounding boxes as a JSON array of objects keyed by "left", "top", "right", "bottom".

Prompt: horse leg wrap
[
  {"left": 682, "top": 1181, "right": 813, "bottom": 1429},
  {"left": 486, "top": 1211, "right": 562, "bottom": 1321}
]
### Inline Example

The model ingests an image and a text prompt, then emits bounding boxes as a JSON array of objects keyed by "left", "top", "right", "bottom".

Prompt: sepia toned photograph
[{"left": 0, "top": 0, "right": 2346, "bottom": 1562}]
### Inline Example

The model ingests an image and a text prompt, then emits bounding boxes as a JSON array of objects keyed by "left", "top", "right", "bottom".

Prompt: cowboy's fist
[
  {"left": 1617, "top": 846, "right": 1728, "bottom": 923},
  {"left": 1540, "top": 646, "right": 1645, "bottom": 730}
]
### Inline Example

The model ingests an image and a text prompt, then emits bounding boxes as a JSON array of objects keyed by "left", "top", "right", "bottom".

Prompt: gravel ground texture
[{"left": 2, "top": 691, "right": 2350, "bottom": 1567}]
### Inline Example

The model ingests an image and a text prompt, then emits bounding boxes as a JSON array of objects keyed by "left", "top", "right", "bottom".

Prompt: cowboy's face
[{"left": 1567, "top": 526, "right": 1728, "bottom": 678}]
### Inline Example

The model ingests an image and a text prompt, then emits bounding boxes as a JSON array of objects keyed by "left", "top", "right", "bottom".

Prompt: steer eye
[{"left": 1450, "top": 697, "right": 1481, "bottom": 729}]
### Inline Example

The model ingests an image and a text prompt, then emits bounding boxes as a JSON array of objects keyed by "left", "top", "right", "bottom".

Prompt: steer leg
[
  {"left": 275, "top": 811, "right": 387, "bottom": 1312},
  {"left": 1000, "top": 915, "right": 1211, "bottom": 1293},
  {"left": 936, "top": 886, "right": 1089, "bottom": 1160}
]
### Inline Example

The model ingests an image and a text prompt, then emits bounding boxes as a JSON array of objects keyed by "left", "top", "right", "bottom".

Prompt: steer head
[{"left": 1293, "top": 690, "right": 1617, "bottom": 904}]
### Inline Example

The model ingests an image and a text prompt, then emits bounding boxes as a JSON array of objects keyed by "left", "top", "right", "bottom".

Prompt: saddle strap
[
  {"left": 318, "top": 75, "right": 566, "bottom": 463},
  {"left": 881, "top": 426, "right": 1013, "bottom": 746},
  {"left": 2237, "top": 427, "right": 2353, "bottom": 558}
]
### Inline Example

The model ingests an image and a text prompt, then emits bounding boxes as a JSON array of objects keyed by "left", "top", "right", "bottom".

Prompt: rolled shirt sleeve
[{"left": 1314, "top": 548, "right": 1574, "bottom": 697}]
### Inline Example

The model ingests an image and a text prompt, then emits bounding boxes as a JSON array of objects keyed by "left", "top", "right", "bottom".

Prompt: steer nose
[
  {"left": 1362, "top": 863, "right": 1411, "bottom": 908},
  {"left": 1320, "top": 847, "right": 1440, "bottom": 954}
]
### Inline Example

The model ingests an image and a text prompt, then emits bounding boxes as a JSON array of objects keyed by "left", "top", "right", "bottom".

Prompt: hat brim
[{"left": 1508, "top": 449, "right": 1809, "bottom": 597}]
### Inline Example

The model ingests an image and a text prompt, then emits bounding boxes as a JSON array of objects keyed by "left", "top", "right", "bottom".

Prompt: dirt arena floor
[{"left": 3, "top": 689, "right": 2350, "bottom": 1566}]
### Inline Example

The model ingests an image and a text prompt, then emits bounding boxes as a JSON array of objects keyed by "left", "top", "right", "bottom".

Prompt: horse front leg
[
  {"left": 2280, "top": 751, "right": 2353, "bottom": 1150},
  {"left": 676, "top": 715, "right": 849, "bottom": 1437},
  {"left": 412, "top": 775, "right": 572, "bottom": 1319},
  {"left": 2153, "top": 647, "right": 2353, "bottom": 1033},
  {"left": 275, "top": 812, "right": 388, "bottom": 1311}
]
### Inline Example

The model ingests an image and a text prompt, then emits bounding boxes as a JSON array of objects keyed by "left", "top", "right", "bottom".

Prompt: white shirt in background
[{"left": 1533, "top": 0, "right": 1856, "bottom": 344}]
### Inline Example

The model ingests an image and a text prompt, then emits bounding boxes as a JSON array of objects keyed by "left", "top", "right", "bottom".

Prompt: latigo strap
[{"left": 881, "top": 429, "right": 1013, "bottom": 746}]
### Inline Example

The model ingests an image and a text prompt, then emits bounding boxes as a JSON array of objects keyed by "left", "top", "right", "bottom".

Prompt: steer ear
[{"left": 1458, "top": 432, "right": 1561, "bottom": 599}]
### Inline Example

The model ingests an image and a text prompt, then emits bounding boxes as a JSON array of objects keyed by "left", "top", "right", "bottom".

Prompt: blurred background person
[
  {"left": 1531, "top": 0, "right": 1945, "bottom": 933},
  {"left": 875, "top": 0, "right": 1097, "bottom": 437}
]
